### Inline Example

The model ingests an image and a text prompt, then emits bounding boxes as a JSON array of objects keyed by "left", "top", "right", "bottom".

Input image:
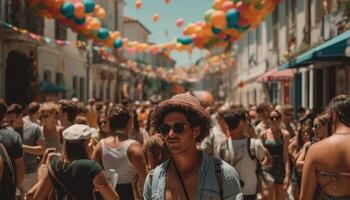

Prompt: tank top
[{"left": 101, "top": 139, "right": 137, "bottom": 184}]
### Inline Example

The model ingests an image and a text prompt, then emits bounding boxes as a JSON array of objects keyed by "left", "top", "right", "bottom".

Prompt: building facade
[
  {"left": 0, "top": 0, "right": 89, "bottom": 105},
  {"left": 229, "top": 0, "right": 349, "bottom": 111}
]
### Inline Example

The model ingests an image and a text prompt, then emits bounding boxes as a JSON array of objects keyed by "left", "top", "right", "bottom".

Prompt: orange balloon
[
  {"left": 90, "top": 18, "right": 101, "bottom": 31},
  {"left": 152, "top": 13, "right": 159, "bottom": 22},
  {"left": 135, "top": 0, "right": 142, "bottom": 9},
  {"left": 96, "top": 8, "right": 106, "bottom": 20},
  {"left": 74, "top": 2, "right": 85, "bottom": 18},
  {"left": 164, "top": 0, "right": 171, "bottom": 4},
  {"left": 53, "top": 0, "right": 63, "bottom": 9},
  {"left": 212, "top": 0, "right": 225, "bottom": 10},
  {"left": 211, "top": 10, "right": 226, "bottom": 29}
]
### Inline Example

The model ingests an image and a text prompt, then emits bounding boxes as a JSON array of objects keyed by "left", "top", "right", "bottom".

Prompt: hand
[
  {"left": 283, "top": 176, "right": 290, "bottom": 190},
  {"left": 151, "top": 134, "right": 164, "bottom": 147}
]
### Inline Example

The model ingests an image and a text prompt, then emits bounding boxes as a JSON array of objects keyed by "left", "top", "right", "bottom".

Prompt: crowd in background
[{"left": 1, "top": 93, "right": 350, "bottom": 200}]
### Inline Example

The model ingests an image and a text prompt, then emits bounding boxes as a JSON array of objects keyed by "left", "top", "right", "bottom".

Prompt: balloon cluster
[
  {"left": 28, "top": 0, "right": 175, "bottom": 54},
  {"left": 177, "top": 0, "right": 280, "bottom": 49},
  {"left": 29, "top": 0, "right": 281, "bottom": 54}
]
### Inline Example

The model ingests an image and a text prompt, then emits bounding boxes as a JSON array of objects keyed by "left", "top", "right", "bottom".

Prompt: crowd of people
[{"left": 1, "top": 93, "right": 350, "bottom": 200}]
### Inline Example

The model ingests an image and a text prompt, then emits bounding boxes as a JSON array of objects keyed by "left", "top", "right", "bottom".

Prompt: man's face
[
  {"left": 160, "top": 112, "right": 199, "bottom": 154},
  {"left": 6, "top": 113, "right": 22, "bottom": 128}
]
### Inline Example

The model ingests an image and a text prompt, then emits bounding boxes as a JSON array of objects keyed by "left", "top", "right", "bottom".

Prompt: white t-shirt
[{"left": 229, "top": 138, "right": 265, "bottom": 195}]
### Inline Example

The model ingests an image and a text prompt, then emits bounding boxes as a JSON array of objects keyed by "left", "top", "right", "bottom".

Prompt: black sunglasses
[{"left": 159, "top": 122, "right": 186, "bottom": 136}]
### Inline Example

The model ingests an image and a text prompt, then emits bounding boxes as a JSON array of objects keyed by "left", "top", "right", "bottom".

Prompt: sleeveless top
[
  {"left": 315, "top": 171, "right": 350, "bottom": 200},
  {"left": 41, "top": 126, "right": 62, "bottom": 152},
  {"left": 101, "top": 139, "right": 137, "bottom": 184}
]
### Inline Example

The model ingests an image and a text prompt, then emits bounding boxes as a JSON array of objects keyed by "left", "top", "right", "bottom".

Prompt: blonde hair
[{"left": 40, "top": 102, "right": 59, "bottom": 114}]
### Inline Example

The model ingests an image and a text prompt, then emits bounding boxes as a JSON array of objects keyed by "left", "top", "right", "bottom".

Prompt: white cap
[{"left": 63, "top": 124, "right": 93, "bottom": 141}]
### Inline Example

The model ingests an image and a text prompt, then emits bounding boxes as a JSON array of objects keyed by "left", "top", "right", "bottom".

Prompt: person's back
[
  {"left": 300, "top": 95, "right": 350, "bottom": 200},
  {"left": 306, "top": 135, "right": 350, "bottom": 198},
  {"left": 49, "top": 155, "right": 103, "bottom": 200},
  {"left": 101, "top": 138, "right": 137, "bottom": 184}
]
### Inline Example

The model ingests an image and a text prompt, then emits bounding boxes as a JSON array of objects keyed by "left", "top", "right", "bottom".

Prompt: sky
[{"left": 124, "top": 0, "right": 212, "bottom": 66}]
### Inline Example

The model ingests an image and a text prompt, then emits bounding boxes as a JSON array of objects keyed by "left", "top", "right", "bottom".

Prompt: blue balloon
[
  {"left": 212, "top": 26, "right": 221, "bottom": 34},
  {"left": 177, "top": 37, "right": 192, "bottom": 45},
  {"left": 60, "top": 2, "right": 74, "bottom": 19},
  {"left": 83, "top": 0, "right": 95, "bottom": 13},
  {"left": 75, "top": 17, "right": 86, "bottom": 25},
  {"left": 226, "top": 9, "right": 240, "bottom": 29},
  {"left": 98, "top": 28, "right": 110, "bottom": 40},
  {"left": 114, "top": 39, "right": 123, "bottom": 49}
]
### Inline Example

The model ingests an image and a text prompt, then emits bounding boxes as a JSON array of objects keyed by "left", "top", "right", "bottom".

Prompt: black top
[
  {"left": 0, "top": 127, "right": 23, "bottom": 162},
  {"left": 49, "top": 156, "right": 103, "bottom": 200}
]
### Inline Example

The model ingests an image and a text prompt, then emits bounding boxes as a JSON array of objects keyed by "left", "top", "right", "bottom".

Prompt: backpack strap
[
  {"left": 214, "top": 158, "right": 223, "bottom": 200},
  {"left": 247, "top": 138, "right": 256, "bottom": 160},
  {"left": 0, "top": 143, "right": 14, "bottom": 184},
  {"left": 48, "top": 160, "right": 76, "bottom": 199}
]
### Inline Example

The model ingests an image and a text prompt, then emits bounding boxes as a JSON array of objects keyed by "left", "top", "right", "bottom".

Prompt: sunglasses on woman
[{"left": 159, "top": 122, "right": 187, "bottom": 136}]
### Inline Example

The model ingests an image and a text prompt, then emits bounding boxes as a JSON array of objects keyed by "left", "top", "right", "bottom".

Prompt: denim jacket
[{"left": 143, "top": 152, "right": 243, "bottom": 200}]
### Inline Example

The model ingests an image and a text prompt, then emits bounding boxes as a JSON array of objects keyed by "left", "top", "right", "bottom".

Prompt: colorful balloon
[
  {"left": 135, "top": 0, "right": 142, "bottom": 9},
  {"left": 222, "top": 1, "right": 235, "bottom": 12},
  {"left": 177, "top": 36, "right": 192, "bottom": 45},
  {"left": 114, "top": 39, "right": 123, "bottom": 49},
  {"left": 60, "top": 2, "right": 74, "bottom": 18},
  {"left": 73, "top": 2, "right": 85, "bottom": 18},
  {"left": 226, "top": 9, "right": 240, "bottom": 29},
  {"left": 98, "top": 28, "right": 110, "bottom": 40},
  {"left": 204, "top": 9, "right": 215, "bottom": 23},
  {"left": 211, "top": 10, "right": 226, "bottom": 29},
  {"left": 75, "top": 17, "right": 86, "bottom": 25},
  {"left": 152, "top": 13, "right": 159, "bottom": 22},
  {"left": 176, "top": 18, "right": 184, "bottom": 28},
  {"left": 83, "top": 0, "right": 95, "bottom": 13}
]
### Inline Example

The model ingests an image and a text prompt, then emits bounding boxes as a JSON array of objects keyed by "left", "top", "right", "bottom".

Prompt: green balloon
[{"left": 205, "top": 9, "right": 215, "bottom": 23}]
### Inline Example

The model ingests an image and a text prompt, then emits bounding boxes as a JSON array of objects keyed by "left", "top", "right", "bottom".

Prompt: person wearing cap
[
  {"left": 144, "top": 93, "right": 243, "bottom": 200},
  {"left": 32, "top": 124, "right": 119, "bottom": 200}
]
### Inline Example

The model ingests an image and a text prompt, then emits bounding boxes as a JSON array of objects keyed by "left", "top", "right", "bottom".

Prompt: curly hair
[
  {"left": 59, "top": 100, "right": 78, "bottom": 123},
  {"left": 108, "top": 104, "right": 131, "bottom": 131},
  {"left": 151, "top": 104, "right": 212, "bottom": 143}
]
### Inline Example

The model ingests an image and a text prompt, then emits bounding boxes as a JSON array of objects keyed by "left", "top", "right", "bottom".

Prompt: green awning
[
  {"left": 40, "top": 81, "right": 66, "bottom": 93},
  {"left": 279, "top": 29, "right": 350, "bottom": 70}
]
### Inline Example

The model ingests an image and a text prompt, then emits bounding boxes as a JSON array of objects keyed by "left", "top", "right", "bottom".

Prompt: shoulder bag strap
[
  {"left": 0, "top": 143, "right": 14, "bottom": 184},
  {"left": 214, "top": 158, "right": 223, "bottom": 200},
  {"left": 48, "top": 161, "right": 76, "bottom": 200}
]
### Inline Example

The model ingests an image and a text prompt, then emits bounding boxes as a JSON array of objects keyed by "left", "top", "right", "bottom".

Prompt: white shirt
[{"left": 229, "top": 138, "right": 265, "bottom": 195}]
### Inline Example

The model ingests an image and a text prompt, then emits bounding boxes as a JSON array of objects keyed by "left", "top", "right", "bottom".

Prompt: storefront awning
[
  {"left": 256, "top": 67, "right": 295, "bottom": 83},
  {"left": 40, "top": 81, "right": 66, "bottom": 93},
  {"left": 279, "top": 29, "right": 350, "bottom": 70}
]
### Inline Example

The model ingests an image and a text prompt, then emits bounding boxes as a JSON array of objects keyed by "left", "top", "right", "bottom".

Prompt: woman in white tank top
[{"left": 92, "top": 105, "right": 148, "bottom": 200}]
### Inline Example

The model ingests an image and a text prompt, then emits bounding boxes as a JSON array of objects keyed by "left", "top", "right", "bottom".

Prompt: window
[
  {"left": 43, "top": 70, "right": 52, "bottom": 82},
  {"left": 55, "top": 73, "right": 64, "bottom": 86},
  {"left": 55, "top": 21, "right": 67, "bottom": 40}
]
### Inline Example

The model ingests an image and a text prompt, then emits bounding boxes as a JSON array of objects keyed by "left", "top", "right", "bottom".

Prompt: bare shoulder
[{"left": 128, "top": 141, "right": 143, "bottom": 154}]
